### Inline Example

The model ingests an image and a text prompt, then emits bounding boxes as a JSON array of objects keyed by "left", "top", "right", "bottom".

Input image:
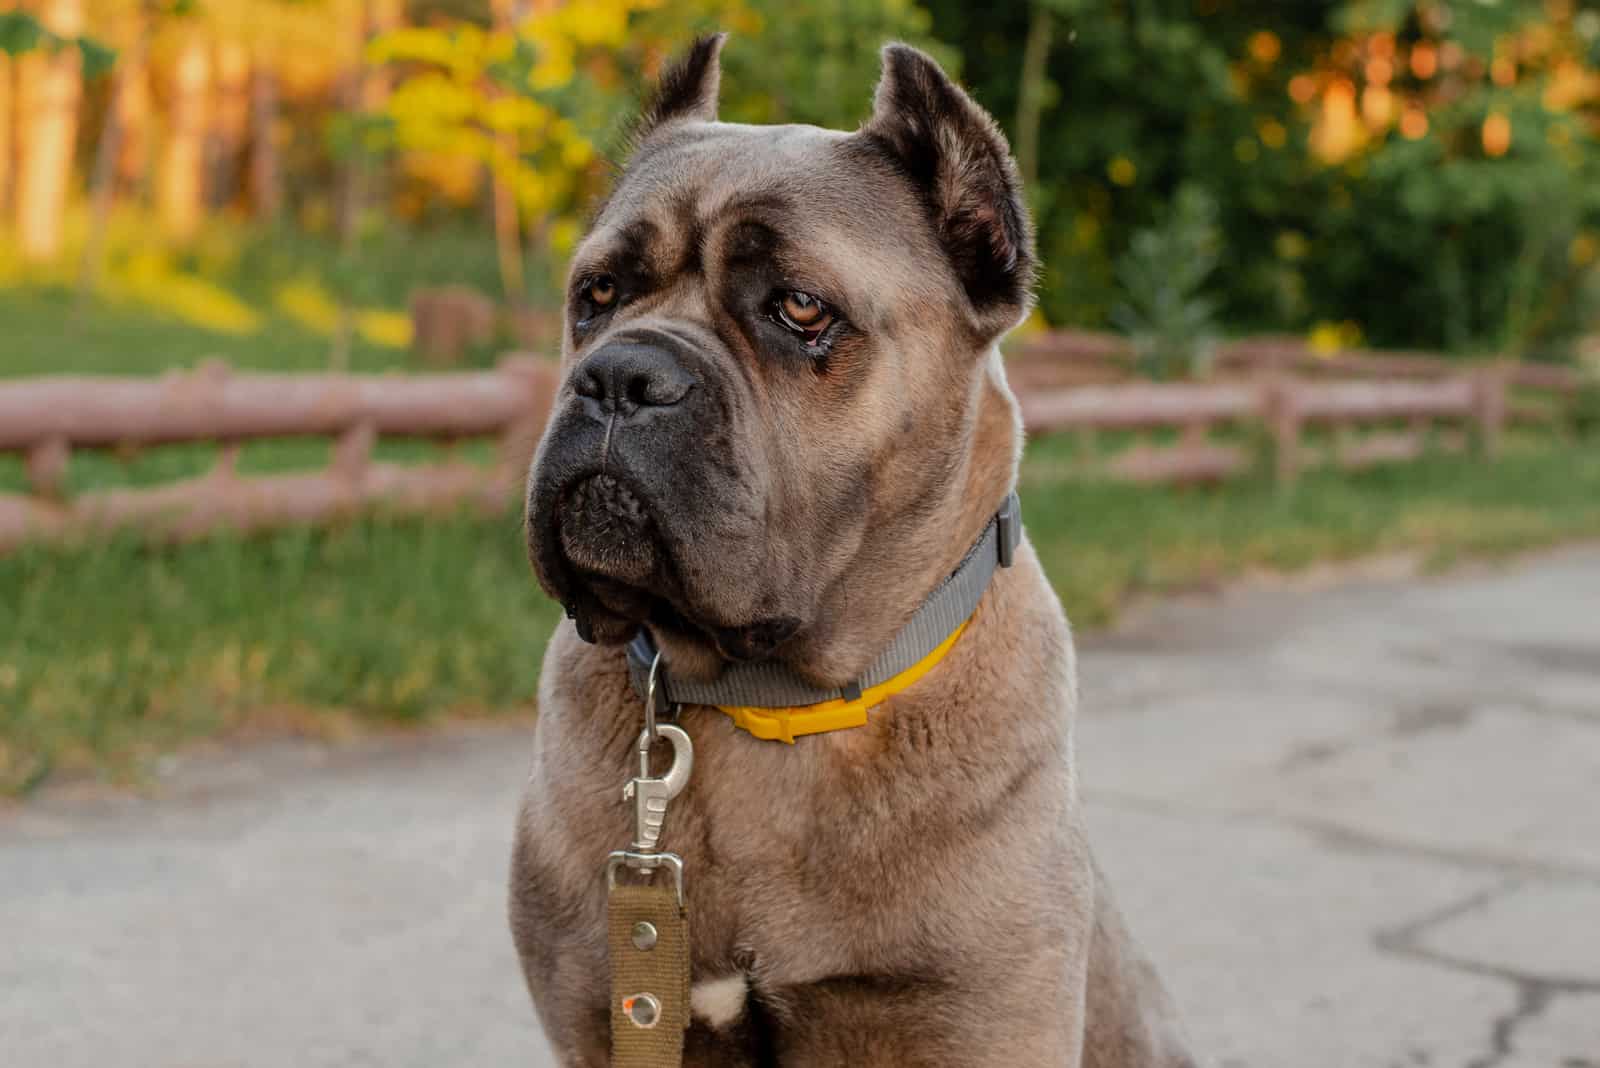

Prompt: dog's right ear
[
  {"left": 862, "top": 43, "right": 1035, "bottom": 337},
  {"left": 634, "top": 33, "right": 727, "bottom": 140}
]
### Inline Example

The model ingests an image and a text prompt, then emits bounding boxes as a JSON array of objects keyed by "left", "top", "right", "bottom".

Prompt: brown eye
[
  {"left": 587, "top": 275, "right": 617, "bottom": 307},
  {"left": 777, "top": 290, "right": 832, "bottom": 333}
]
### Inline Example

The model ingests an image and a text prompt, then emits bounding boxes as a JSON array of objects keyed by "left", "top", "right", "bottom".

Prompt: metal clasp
[
  {"left": 606, "top": 850, "right": 686, "bottom": 908},
  {"left": 607, "top": 649, "right": 693, "bottom": 907},
  {"left": 621, "top": 723, "right": 693, "bottom": 853}
]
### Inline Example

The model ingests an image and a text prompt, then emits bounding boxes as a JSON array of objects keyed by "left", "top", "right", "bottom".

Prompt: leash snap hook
[{"left": 621, "top": 723, "right": 693, "bottom": 854}]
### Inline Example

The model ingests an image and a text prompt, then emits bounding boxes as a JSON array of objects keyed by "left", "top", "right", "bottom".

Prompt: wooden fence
[
  {"left": 0, "top": 329, "right": 1579, "bottom": 551},
  {"left": 1016, "top": 370, "right": 1509, "bottom": 485},
  {"left": 1011, "top": 329, "right": 1581, "bottom": 422},
  {"left": 0, "top": 356, "right": 557, "bottom": 553}
]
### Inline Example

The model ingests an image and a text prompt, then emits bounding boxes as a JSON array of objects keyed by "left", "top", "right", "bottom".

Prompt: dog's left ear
[
  {"left": 863, "top": 44, "right": 1035, "bottom": 335},
  {"left": 635, "top": 33, "right": 726, "bottom": 140}
]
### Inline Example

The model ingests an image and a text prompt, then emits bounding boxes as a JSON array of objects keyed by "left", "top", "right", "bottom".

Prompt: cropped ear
[
  {"left": 862, "top": 44, "right": 1034, "bottom": 333},
  {"left": 635, "top": 33, "right": 727, "bottom": 140}
]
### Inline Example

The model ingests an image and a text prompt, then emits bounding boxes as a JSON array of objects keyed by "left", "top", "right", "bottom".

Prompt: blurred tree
[
  {"left": 12, "top": 0, "right": 87, "bottom": 261},
  {"left": 1110, "top": 184, "right": 1222, "bottom": 379},
  {"left": 713, "top": 0, "right": 953, "bottom": 128},
  {"left": 158, "top": 20, "right": 210, "bottom": 241},
  {"left": 77, "top": 1, "right": 154, "bottom": 310},
  {"left": 0, "top": 52, "right": 11, "bottom": 220},
  {"left": 371, "top": 0, "right": 945, "bottom": 303}
]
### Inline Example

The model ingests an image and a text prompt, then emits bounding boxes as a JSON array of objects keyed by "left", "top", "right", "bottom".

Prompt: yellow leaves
[
  {"left": 1308, "top": 320, "right": 1362, "bottom": 355},
  {"left": 549, "top": 218, "right": 583, "bottom": 254},
  {"left": 561, "top": 136, "right": 594, "bottom": 169},
  {"left": 371, "top": 0, "right": 695, "bottom": 237},
  {"left": 1247, "top": 31, "right": 1281, "bottom": 65},
  {"left": 1482, "top": 112, "right": 1512, "bottom": 158},
  {"left": 1310, "top": 78, "right": 1365, "bottom": 163},
  {"left": 1107, "top": 156, "right": 1137, "bottom": 186},
  {"left": 275, "top": 278, "right": 342, "bottom": 335},
  {"left": 528, "top": 38, "right": 576, "bottom": 90},
  {"left": 482, "top": 94, "right": 548, "bottom": 135},
  {"left": 1400, "top": 104, "right": 1429, "bottom": 140},
  {"left": 388, "top": 74, "right": 477, "bottom": 130},
  {"left": 275, "top": 278, "right": 413, "bottom": 349},
  {"left": 1543, "top": 59, "right": 1598, "bottom": 111},
  {"left": 1570, "top": 232, "right": 1598, "bottom": 268},
  {"left": 356, "top": 310, "right": 413, "bottom": 350},
  {"left": 368, "top": 25, "right": 489, "bottom": 83},
  {"left": 111, "top": 252, "right": 262, "bottom": 336},
  {"left": 528, "top": 0, "right": 646, "bottom": 50}
]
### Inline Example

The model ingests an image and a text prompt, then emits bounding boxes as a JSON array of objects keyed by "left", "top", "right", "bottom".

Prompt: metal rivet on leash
[
  {"left": 631, "top": 921, "right": 658, "bottom": 951},
  {"left": 623, "top": 992, "right": 662, "bottom": 1029}
]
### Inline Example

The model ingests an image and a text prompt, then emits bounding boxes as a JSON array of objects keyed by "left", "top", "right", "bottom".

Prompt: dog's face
[{"left": 527, "top": 37, "right": 1033, "bottom": 682}]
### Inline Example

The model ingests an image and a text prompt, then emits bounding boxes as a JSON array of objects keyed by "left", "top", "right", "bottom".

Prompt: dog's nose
[{"left": 574, "top": 341, "right": 695, "bottom": 419}]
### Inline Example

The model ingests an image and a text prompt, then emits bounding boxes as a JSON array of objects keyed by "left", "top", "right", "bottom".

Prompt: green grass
[
  {"left": 3, "top": 432, "right": 1599, "bottom": 794},
  {"left": 0, "top": 211, "right": 545, "bottom": 378},
  {"left": 0, "top": 284, "right": 415, "bottom": 378}
]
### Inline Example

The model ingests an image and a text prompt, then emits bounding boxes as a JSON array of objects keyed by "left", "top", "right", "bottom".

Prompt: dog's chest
[{"left": 647, "top": 708, "right": 1028, "bottom": 981}]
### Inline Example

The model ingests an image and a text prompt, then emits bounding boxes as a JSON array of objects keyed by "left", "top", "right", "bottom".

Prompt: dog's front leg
[{"left": 763, "top": 950, "right": 1092, "bottom": 1067}]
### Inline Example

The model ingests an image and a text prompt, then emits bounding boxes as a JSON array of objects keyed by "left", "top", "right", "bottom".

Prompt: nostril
[
  {"left": 574, "top": 367, "right": 605, "bottom": 401},
  {"left": 628, "top": 369, "right": 692, "bottom": 408}
]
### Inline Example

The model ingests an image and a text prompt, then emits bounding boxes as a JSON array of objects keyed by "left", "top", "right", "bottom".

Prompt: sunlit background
[{"left": 1, "top": 0, "right": 1598, "bottom": 794}]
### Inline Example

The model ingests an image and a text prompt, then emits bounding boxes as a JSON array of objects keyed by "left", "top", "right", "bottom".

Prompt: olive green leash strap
[
  {"left": 606, "top": 655, "right": 695, "bottom": 1068},
  {"left": 608, "top": 881, "right": 691, "bottom": 1066}
]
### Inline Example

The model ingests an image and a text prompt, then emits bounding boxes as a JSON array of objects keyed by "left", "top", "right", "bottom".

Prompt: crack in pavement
[
  {"left": 1376, "top": 883, "right": 1600, "bottom": 1068},
  {"left": 1463, "top": 980, "right": 1555, "bottom": 1068}
]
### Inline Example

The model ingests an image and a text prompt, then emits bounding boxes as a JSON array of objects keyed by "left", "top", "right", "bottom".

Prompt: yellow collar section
[{"left": 714, "top": 619, "right": 970, "bottom": 744}]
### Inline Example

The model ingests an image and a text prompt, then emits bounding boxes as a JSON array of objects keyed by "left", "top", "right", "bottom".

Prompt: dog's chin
[
  {"left": 552, "top": 474, "right": 804, "bottom": 662},
  {"left": 557, "top": 474, "right": 661, "bottom": 584}
]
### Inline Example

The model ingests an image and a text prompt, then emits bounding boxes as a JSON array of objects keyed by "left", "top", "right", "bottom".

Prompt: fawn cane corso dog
[{"left": 511, "top": 34, "right": 1199, "bottom": 1067}]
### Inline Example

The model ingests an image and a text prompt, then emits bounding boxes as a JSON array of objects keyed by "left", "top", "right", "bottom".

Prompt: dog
[{"left": 511, "top": 34, "right": 1198, "bottom": 1066}]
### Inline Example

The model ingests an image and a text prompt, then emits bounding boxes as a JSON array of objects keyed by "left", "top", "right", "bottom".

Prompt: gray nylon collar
[{"left": 625, "top": 492, "right": 1020, "bottom": 710}]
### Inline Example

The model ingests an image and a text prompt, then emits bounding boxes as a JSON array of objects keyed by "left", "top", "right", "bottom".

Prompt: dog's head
[{"left": 526, "top": 35, "right": 1033, "bottom": 684}]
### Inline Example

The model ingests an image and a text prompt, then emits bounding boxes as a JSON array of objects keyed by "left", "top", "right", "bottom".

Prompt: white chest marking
[{"left": 690, "top": 974, "right": 749, "bottom": 1030}]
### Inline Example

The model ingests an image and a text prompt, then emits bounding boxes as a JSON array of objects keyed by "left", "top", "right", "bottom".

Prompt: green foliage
[
  {"left": 924, "top": 0, "right": 1600, "bottom": 357},
  {"left": 0, "top": 12, "right": 117, "bottom": 78},
  {"left": 0, "top": 12, "right": 49, "bottom": 56},
  {"left": 1110, "top": 185, "right": 1222, "bottom": 379},
  {"left": 715, "top": 0, "right": 955, "bottom": 128}
]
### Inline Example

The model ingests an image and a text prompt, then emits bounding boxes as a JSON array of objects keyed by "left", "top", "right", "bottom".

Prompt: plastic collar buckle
[{"left": 996, "top": 492, "right": 1020, "bottom": 569}]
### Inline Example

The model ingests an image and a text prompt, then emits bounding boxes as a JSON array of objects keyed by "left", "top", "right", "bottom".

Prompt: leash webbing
[{"left": 608, "top": 881, "right": 691, "bottom": 1066}]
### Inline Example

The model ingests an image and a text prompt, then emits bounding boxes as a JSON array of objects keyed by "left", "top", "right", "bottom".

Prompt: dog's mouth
[
  {"left": 551, "top": 474, "right": 800, "bottom": 661},
  {"left": 558, "top": 474, "right": 661, "bottom": 586}
]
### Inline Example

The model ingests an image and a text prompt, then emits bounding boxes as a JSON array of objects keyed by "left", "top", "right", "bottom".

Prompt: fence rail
[
  {"left": 1012, "top": 330, "right": 1583, "bottom": 397},
  {"left": 0, "top": 356, "right": 557, "bottom": 553},
  {"left": 1019, "top": 364, "right": 1509, "bottom": 486},
  {"left": 0, "top": 329, "right": 1581, "bottom": 552}
]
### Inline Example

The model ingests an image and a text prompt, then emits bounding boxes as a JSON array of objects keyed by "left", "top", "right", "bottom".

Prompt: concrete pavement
[{"left": 4, "top": 546, "right": 1598, "bottom": 1066}]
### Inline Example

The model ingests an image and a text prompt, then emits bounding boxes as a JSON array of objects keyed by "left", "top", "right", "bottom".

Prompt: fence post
[
  {"left": 496, "top": 354, "right": 557, "bottom": 483},
  {"left": 27, "top": 436, "right": 71, "bottom": 501},
  {"left": 1262, "top": 376, "right": 1302, "bottom": 487},
  {"left": 333, "top": 421, "right": 376, "bottom": 482},
  {"left": 1473, "top": 366, "right": 1508, "bottom": 459}
]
